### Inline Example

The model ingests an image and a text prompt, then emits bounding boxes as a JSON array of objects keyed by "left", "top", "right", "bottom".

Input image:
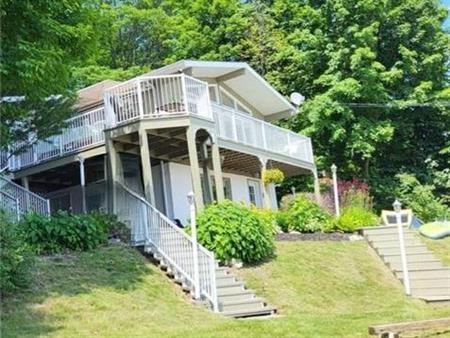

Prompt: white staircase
[
  {"left": 115, "top": 181, "right": 276, "bottom": 317},
  {"left": 361, "top": 225, "right": 450, "bottom": 302},
  {"left": 0, "top": 176, "right": 50, "bottom": 220}
]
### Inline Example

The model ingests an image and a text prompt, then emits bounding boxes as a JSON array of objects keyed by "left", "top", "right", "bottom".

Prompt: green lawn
[
  {"left": 2, "top": 242, "right": 449, "bottom": 338},
  {"left": 419, "top": 236, "right": 450, "bottom": 265}
]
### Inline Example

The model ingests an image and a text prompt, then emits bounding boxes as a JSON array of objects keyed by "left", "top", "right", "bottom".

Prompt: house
[
  {"left": 3, "top": 60, "right": 320, "bottom": 224},
  {"left": 1, "top": 60, "right": 321, "bottom": 316}
]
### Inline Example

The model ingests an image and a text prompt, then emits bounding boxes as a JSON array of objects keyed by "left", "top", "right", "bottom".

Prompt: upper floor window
[{"left": 208, "top": 84, "right": 252, "bottom": 115}]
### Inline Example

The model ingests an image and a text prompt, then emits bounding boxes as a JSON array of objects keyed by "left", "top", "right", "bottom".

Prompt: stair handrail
[
  {"left": 0, "top": 190, "right": 20, "bottom": 222},
  {"left": 0, "top": 176, "right": 50, "bottom": 217},
  {"left": 115, "top": 180, "right": 218, "bottom": 312}
]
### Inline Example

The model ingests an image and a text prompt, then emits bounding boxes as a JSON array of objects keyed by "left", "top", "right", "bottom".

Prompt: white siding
[{"left": 167, "top": 162, "right": 278, "bottom": 225}]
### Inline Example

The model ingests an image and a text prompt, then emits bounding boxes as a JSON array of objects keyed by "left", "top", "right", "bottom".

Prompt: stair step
[
  {"left": 370, "top": 240, "right": 425, "bottom": 249},
  {"left": 377, "top": 247, "right": 430, "bottom": 256},
  {"left": 396, "top": 268, "right": 450, "bottom": 280},
  {"left": 218, "top": 287, "right": 254, "bottom": 296},
  {"left": 221, "top": 305, "right": 276, "bottom": 318},
  {"left": 388, "top": 261, "right": 444, "bottom": 271},
  {"left": 383, "top": 253, "right": 437, "bottom": 263},
  {"left": 220, "top": 297, "right": 266, "bottom": 312},
  {"left": 216, "top": 278, "right": 242, "bottom": 287},
  {"left": 219, "top": 292, "right": 256, "bottom": 303},
  {"left": 410, "top": 278, "right": 450, "bottom": 288},
  {"left": 366, "top": 233, "right": 416, "bottom": 242},
  {"left": 361, "top": 226, "right": 402, "bottom": 235},
  {"left": 418, "top": 295, "right": 450, "bottom": 302},
  {"left": 215, "top": 267, "right": 229, "bottom": 277},
  {"left": 411, "top": 287, "right": 450, "bottom": 297}
]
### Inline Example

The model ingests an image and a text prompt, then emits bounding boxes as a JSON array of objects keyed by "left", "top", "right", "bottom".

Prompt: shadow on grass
[{"left": 1, "top": 244, "right": 151, "bottom": 337}]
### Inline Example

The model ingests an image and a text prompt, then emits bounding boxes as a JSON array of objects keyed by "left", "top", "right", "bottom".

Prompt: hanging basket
[{"left": 262, "top": 168, "right": 285, "bottom": 185}]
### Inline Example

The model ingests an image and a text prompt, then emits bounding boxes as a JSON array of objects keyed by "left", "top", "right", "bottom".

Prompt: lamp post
[
  {"left": 331, "top": 164, "right": 340, "bottom": 217},
  {"left": 291, "top": 186, "right": 296, "bottom": 198},
  {"left": 393, "top": 199, "right": 411, "bottom": 296},
  {"left": 187, "top": 191, "right": 201, "bottom": 299}
]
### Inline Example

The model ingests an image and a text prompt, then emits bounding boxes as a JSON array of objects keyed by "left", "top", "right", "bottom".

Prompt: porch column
[
  {"left": 139, "top": 127, "right": 155, "bottom": 204},
  {"left": 312, "top": 168, "right": 322, "bottom": 205},
  {"left": 211, "top": 141, "right": 224, "bottom": 202},
  {"left": 186, "top": 126, "right": 204, "bottom": 210},
  {"left": 200, "top": 141, "right": 213, "bottom": 204},
  {"left": 78, "top": 156, "right": 86, "bottom": 213},
  {"left": 260, "top": 157, "right": 271, "bottom": 209},
  {"left": 21, "top": 176, "right": 30, "bottom": 210},
  {"left": 105, "top": 134, "right": 121, "bottom": 213}
]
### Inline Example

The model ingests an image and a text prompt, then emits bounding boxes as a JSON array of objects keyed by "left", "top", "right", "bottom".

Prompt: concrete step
[
  {"left": 216, "top": 275, "right": 236, "bottom": 284},
  {"left": 382, "top": 253, "right": 437, "bottom": 263},
  {"left": 221, "top": 305, "right": 276, "bottom": 318},
  {"left": 396, "top": 268, "right": 450, "bottom": 280},
  {"left": 215, "top": 267, "right": 229, "bottom": 278},
  {"left": 388, "top": 261, "right": 445, "bottom": 272},
  {"left": 217, "top": 287, "right": 254, "bottom": 297},
  {"left": 220, "top": 297, "right": 266, "bottom": 313},
  {"left": 361, "top": 225, "right": 402, "bottom": 235},
  {"left": 410, "top": 278, "right": 450, "bottom": 289},
  {"left": 216, "top": 282, "right": 246, "bottom": 294}
]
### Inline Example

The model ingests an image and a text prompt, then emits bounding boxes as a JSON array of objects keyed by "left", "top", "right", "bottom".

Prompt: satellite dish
[{"left": 290, "top": 92, "right": 305, "bottom": 106}]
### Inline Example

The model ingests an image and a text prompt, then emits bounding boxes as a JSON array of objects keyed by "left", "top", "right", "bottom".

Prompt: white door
[{"left": 247, "top": 179, "right": 263, "bottom": 208}]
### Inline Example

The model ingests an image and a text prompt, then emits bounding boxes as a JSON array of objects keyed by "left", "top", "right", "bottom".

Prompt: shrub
[
  {"left": 262, "top": 169, "right": 285, "bottom": 185},
  {"left": 250, "top": 206, "right": 279, "bottom": 234},
  {"left": 0, "top": 211, "right": 33, "bottom": 294},
  {"left": 337, "top": 207, "right": 379, "bottom": 232},
  {"left": 396, "top": 173, "right": 449, "bottom": 222},
  {"left": 279, "top": 194, "right": 295, "bottom": 211},
  {"left": 196, "top": 200, "right": 274, "bottom": 263},
  {"left": 276, "top": 211, "right": 290, "bottom": 233},
  {"left": 19, "top": 211, "right": 127, "bottom": 254},
  {"left": 341, "top": 189, "right": 373, "bottom": 209},
  {"left": 286, "top": 194, "right": 332, "bottom": 233}
]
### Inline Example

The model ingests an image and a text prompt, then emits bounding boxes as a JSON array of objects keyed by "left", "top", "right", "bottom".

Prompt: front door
[{"left": 247, "top": 179, "right": 263, "bottom": 208}]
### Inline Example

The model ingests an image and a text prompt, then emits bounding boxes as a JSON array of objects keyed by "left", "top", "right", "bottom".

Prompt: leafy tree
[{"left": 0, "top": 0, "right": 98, "bottom": 149}]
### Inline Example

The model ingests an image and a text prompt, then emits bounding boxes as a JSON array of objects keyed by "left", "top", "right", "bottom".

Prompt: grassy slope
[
  {"left": 419, "top": 236, "right": 450, "bottom": 265},
  {"left": 2, "top": 242, "right": 449, "bottom": 338}
]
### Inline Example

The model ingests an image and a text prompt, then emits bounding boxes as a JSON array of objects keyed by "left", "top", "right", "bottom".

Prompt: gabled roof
[
  {"left": 144, "top": 60, "right": 296, "bottom": 118},
  {"left": 77, "top": 80, "right": 121, "bottom": 112}
]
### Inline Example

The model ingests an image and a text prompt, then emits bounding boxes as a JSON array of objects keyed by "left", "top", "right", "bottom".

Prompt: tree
[{"left": 0, "top": 0, "right": 97, "bottom": 149}]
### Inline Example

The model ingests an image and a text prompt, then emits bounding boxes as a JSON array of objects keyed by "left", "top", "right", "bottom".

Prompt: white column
[
  {"left": 186, "top": 127, "right": 204, "bottom": 210},
  {"left": 312, "top": 168, "right": 321, "bottom": 205},
  {"left": 260, "top": 157, "right": 271, "bottom": 209},
  {"left": 394, "top": 199, "right": 411, "bottom": 296},
  {"left": 78, "top": 156, "right": 86, "bottom": 213},
  {"left": 331, "top": 164, "right": 340, "bottom": 217},
  {"left": 188, "top": 191, "right": 200, "bottom": 299},
  {"left": 211, "top": 141, "right": 224, "bottom": 202},
  {"left": 139, "top": 128, "right": 155, "bottom": 204}
]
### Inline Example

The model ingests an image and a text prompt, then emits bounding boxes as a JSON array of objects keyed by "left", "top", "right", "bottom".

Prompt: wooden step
[
  {"left": 377, "top": 246, "right": 430, "bottom": 256},
  {"left": 411, "top": 287, "right": 450, "bottom": 297},
  {"left": 366, "top": 233, "right": 416, "bottom": 242},
  {"left": 419, "top": 295, "right": 450, "bottom": 302},
  {"left": 216, "top": 275, "right": 236, "bottom": 284},
  {"left": 370, "top": 240, "right": 425, "bottom": 249},
  {"left": 221, "top": 305, "right": 276, "bottom": 318},
  {"left": 388, "top": 261, "right": 444, "bottom": 272},
  {"left": 382, "top": 253, "right": 437, "bottom": 263},
  {"left": 216, "top": 278, "right": 242, "bottom": 288},
  {"left": 219, "top": 291, "right": 256, "bottom": 303},
  {"left": 410, "top": 278, "right": 450, "bottom": 289},
  {"left": 396, "top": 268, "right": 450, "bottom": 280},
  {"left": 220, "top": 297, "right": 266, "bottom": 312}
]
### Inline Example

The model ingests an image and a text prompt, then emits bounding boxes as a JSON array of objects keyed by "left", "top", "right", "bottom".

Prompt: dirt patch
[{"left": 275, "top": 232, "right": 351, "bottom": 241}]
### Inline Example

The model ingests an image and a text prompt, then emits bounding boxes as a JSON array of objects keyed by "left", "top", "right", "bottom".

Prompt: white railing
[
  {"left": 8, "top": 107, "right": 105, "bottom": 171},
  {"left": 104, "top": 74, "right": 212, "bottom": 127},
  {"left": 0, "top": 176, "right": 50, "bottom": 217},
  {"left": 0, "top": 190, "right": 20, "bottom": 222},
  {"left": 114, "top": 181, "right": 218, "bottom": 312},
  {"left": 212, "top": 103, "right": 314, "bottom": 163}
]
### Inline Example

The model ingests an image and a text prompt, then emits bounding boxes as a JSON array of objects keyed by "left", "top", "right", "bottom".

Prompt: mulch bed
[{"left": 275, "top": 232, "right": 351, "bottom": 241}]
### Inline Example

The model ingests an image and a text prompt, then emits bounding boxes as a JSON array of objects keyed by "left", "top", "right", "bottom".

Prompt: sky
[{"left": 443, "top": 0, "right": 450, "bottom": 28}]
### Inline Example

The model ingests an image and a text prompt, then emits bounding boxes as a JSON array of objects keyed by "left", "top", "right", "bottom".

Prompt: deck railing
[
  {"left": 8, "top": 107, "right": 105, "bottom": 171},
  {"left": 104, "top": 74, "right": 212, "bottom": 127},
  {"left": 114, "top": 181, "right": 218, "bottom": 312},
  {"left": 212, "top": 103, "right": 314, "bottom": 163},
  {"left": 0, "top": 176, "right": 50, "bottom": 217},
  {"left": 0, "top": 190, "right": 20, "bottom": 222}
]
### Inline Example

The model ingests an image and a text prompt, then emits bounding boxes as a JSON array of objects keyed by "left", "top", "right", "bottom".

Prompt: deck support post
[
  {"left": 211, "top": 140, "right": 224, "bottom": 202},
  {"left": 105, "top": 134, "right": 122, "bottom": 214},
  {"left": 312, "top": 168, "right": 322, "bottom": 205},
  {"left": 186, "top": 127, "right": 204, "bottom": 211},
  {"left": 199, "top": 141, "right": 213, "bottom": 205},
  {"left": 259, "top": 157, "right": 271, "bottom": 209},
  {"left": 21, "top": 176, "right": 30, "bottom": 211},
  {"left": 139, "top": 128, "right": 155, "bottom": 205},
  {"left": 78, "top": 156, "right": 86, "bottom": 213}
]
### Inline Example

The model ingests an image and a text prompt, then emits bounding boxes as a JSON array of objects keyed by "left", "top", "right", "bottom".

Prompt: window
[
  {"left": 219, "top": 89, "right": 235, "bottom": 108},
  {"left": 210, "top": 176, "right": 233, "bottom": 200},
  {"left": 247, "top": 179, "right": 263, "bottom": 208},
  {"left": 208, "top": 85, "right": 218, "bottom": 102}
]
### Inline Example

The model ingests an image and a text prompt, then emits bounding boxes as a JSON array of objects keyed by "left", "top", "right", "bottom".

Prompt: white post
[
  {"left": 188, "top": 191, "right": 201, "bottom": 300},
  {"left": 331, "top": 164, "right": 340, "bottom": 217},
  {"left": 136, "top": 79, "right": 144, "bottom": 118},
  {"left": 291, "top": 186, "right": 296, "bottom": 198},
  {"left": 393, "top": 199, "right": 411, "bottom": 296},
  {"left": 78, "top": 156, "right": 86, "bottom": 213}
]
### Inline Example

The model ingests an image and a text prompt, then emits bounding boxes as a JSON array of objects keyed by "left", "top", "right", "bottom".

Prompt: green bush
[
  {"left": 0, "top": 211, "right": 33, "bottom": 294},
  {"left": 196, "top": 200, "right": 274, "bottom": 263},
  {"left": 250, "top": 206, "right": 279, "bottom": 234},
  {"left": 396, "top": 174, "right": 449, "bottom": 222},
  {"left": 286, "top": 194, "right": 332, "bottom": 233},
  {"left": 276, "top": 211, "right": 290, "bottom": 233},
  {"left": 19, "top": 211, "right": 127, "bottom": 254},
  {"left": 336, "top": 207, "right": 379, "bottom": 232}
]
